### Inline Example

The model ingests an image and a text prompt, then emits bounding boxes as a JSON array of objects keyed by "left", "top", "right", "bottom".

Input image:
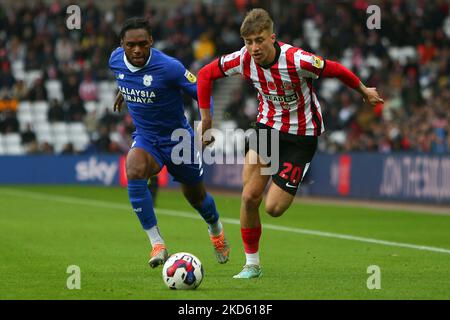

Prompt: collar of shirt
[{"left": 123, "top": 49, "right": 152, "bottom": 72}]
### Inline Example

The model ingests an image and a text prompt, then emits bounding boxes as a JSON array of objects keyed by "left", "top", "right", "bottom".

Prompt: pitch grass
[{"left": 0, "top": 185, "right": 449, "bottom": 300}]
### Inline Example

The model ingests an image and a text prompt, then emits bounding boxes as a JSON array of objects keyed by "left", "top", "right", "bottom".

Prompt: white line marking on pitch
[{"left": 2, "top": 188, "right": 450, "bottom": 255}]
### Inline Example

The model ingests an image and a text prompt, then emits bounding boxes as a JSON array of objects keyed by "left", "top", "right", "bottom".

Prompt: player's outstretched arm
[
  {"left": 197, "top": 58, "right": 226, "bottom": 147},
  {"left": 197, "top": 58, "right": 226, "bottom": 110},
  {"left": 321, "top": 60, "right": 384, "bottom": 107},
  {"left": 113, "top": 91, "right": 125, "bottom": 112}
]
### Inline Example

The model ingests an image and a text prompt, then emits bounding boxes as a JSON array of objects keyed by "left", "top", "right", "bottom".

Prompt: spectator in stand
[
  {"left": 0, "top": 110, "right": 19, "bottom": 134},
  {"left": 78, "top": 71, "right": 98, "bottom": 102},
  {"left": 62, "top": 73, "right": 80, "bottom": 102},
  {"left": 21, "top": 123, "right": 39, "bottom": 154},
  {"left": 27, "top": 78, "right": 48, "bottom": 101},
  {"left": 61, "top": 142, "right": 76, "bottom": 155},
  {"left": 193, "top": 30, "right": 216, "bottom": 61},
  {"left": 55, "top": 36, "right": 75, "bottom": 66},
  {"left": 95, "top": 124, "right": 112, "bottom": 153},
  {"left": 40, "top": 142, "right": 54, "bottom": 154},
  {"left": 67, "top": 96, "right": 87, "bottom": 122},
  {"left": 47, "top": 99, "right": 66, "bottom": 122},
  {"left": 12, "top": 80, "right": 29, "bottom": 101}
]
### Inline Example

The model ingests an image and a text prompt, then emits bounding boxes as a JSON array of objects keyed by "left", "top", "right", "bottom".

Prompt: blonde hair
[{"left": 240, "top": 8, "right": 274, "bottom": 37}]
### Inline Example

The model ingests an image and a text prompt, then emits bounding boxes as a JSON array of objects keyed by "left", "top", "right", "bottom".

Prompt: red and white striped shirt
[{"left": 219, "top": 42, "right": 325, "bottom": 136}]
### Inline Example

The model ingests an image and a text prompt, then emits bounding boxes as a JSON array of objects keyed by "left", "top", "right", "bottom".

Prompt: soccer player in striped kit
[{"left": 197, "top": 8, "right": 383, "bottom": 278}]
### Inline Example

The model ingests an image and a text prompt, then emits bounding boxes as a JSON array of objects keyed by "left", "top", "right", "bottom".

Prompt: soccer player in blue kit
[{"left": 109, "top": 18, "right": 230, "bottom": 268}]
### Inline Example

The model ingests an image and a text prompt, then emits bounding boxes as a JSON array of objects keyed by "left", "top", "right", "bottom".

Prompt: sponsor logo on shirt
[
  {"left": 118, "top": 85, "right": 156, "bottom": 104},
  {"left": 262, "top": 92, "right": 299, "bottom": 108}
]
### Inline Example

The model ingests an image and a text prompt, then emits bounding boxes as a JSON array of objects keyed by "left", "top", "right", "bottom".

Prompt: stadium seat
[
  {"left": 5, "top": 144, "right": 25, "bottom": 155},
  {"left": 31, "top": 101, "right": 49, "bottom": 123},
  {"left": 11, "top": 60, "right": 25, "bottom": 80},
  {"left": 95, "top": 103, "right": 109, "bottom": 117},
  {"left": 32, "top": 101, "right": 49, "bottom": 115},
  {"left": 109, "top": 132, "right": 120, "bottom": 143},
  {"left": 98, "top": 81, "right": 115, "bottom": 94},
  {"left": 54, "top": 133, "right": 69, "bottom": 144},
  {"left": 72, "top": 134, "right": 89, "bottom": 152},
  {"left": 99, "top": 95, "right": 115, "bottom": 112},
  {"left": 388, "top": 46, "right": 417, "bottom": 65},
  {"left": 17, "top": 101, "right": 32, "bottom": 114},
  {"left": 17, "top": 111, "right": 34, "bottom": 131},
  {"left": 84, "top": 101, "right": 97, "bottom": 113},
  {"left": 68, "top": 122, "right": 87, "bottom": 136},
  {"left": 329, "top": 130, "right": 347, "bottom": 145},
  {"left": 320, "top": 79, "right": 340, "bottom": 101},
  {"left": 54, "top": 134, "right": 70, "bottom": 153},
  {"left": 45, "top": 80, "right": 64, "bottom": 102},
  {"left": 4, "top": 133, "right": 21, "bottom": 147},
  {"left": 35, "top": 122, "right": 52, "bottom": 134},
  {"left": 36, "top": 131, "right": 55, "bottom": 145},
  {"left": 3, "top": 133, "right": 24, "bottom": 155},
  {"left": 51, "top": 122, "right": 68, "bottom": 136},
  {"left": 98, "top": 81, "right": 116, "bottom": 108},
  {"left": 32, "top": 112, "right": 48, "bottom": 123}
]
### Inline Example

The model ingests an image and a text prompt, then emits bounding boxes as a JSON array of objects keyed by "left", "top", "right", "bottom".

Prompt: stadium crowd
[{"left": 0, "top": 0, "right": 449, "bottom": 155}]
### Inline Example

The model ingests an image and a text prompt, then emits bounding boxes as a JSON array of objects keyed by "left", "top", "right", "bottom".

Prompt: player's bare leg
[
  {"left": 234, "top": 150, "right": 270, "bottom": 279},
  {"left": 181, "top": 182, "right": 230, "bottom": 263},
  {"left": 264, "top": 183, "right": 296, "bottom": 217},
  {"left": 126, "top": 148, "right": 168, "bottom": 268},
  {"left": 126, "top": 147, "right": 160, "bottom": 180}
]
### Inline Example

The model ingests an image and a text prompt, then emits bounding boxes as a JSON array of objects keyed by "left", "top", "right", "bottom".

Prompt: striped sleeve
[
  {"left": 219, "top": 47, "right": 245, "bottom": 76},
  {"left": 296, "top": 49, "right": 325, "bottom": 79}
]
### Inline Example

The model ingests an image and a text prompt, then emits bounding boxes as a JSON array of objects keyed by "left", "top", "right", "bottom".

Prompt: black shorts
[{"left": 245, "top": 123, "right": 318, "bottom": 195}]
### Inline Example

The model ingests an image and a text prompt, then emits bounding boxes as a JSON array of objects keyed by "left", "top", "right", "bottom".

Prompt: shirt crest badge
[{"left": 143, "top": 74, "right": 153, "bottom": 87}]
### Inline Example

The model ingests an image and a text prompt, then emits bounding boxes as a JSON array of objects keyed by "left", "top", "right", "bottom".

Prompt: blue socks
[
  {"left": 128, "top": 179, "right": 156, "bottom": 230},
  {"left": 128, "top": 181, "right": 221, "bottom": 237},
  {"left": 194, "top": 192, "right": 219, "bottom": 225}
]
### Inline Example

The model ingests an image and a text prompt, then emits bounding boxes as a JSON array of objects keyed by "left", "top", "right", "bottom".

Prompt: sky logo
[{"left": 75, "top": 157, "right": 118, "bottom": 185}]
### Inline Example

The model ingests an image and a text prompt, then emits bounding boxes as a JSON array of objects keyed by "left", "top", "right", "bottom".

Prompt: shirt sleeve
[
  {"left": 167, "top": 58, "right": 198, "bottom": 100},
  {"left": 197, "top": 58, "right": 225, "bottom": 109},
  {"left": 296, "top": 50, "right": 326, "bottom": 79},
  {"left": 218, "top": 47, "right": 245, "bottom": 76},
  {"left": 168, "top": 58, "right": 215, "bottom": 113},
  {"left": 321, "top": 60, "right": 360, "bottom": 89}
]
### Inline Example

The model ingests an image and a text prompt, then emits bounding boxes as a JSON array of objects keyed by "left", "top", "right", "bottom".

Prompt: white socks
[
  {"left": 245, "top": 252, "right": 260, "bottom": 266},
  {"left": 145, "top": 225, "right": 164, "bottom": 246}
]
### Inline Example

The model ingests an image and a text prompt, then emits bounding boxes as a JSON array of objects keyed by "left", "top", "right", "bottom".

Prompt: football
[{"left": 162, "top": 252, "right": 204, "bottom": 290}]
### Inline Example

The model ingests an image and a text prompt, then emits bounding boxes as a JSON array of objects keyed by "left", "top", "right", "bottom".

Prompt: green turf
[{"left": 0, "top": 185, "right": 449, "bottom": 299}]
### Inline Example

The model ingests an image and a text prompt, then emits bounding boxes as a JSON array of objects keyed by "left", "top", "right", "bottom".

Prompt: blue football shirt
[{"left": 109, "top": 47, "right": 200, "bottom": 144}]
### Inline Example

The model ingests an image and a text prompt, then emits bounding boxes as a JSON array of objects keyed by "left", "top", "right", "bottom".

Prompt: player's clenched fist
[
  {"left": 197, "top": 118, "right": 215, "bottom": 148},
  {"left": 198, "top": 109, "right": 215, "bottom": 148}
]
